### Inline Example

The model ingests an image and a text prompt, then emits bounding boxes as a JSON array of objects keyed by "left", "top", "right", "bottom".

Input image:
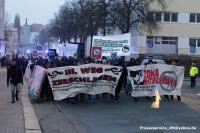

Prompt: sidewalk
[
  {"left": 21, "top": 81, "right": 41, "bottom": 133},
  {"left": 0, "top": 68, "right": 41, "bottom": 133},
  {"left": 0, "top": 68, "right": 24, "bottom": 133}
]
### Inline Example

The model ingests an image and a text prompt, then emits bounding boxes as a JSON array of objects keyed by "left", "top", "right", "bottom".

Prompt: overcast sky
[{"left": 5, "top": 0, "right": 66, "bottom": 25}]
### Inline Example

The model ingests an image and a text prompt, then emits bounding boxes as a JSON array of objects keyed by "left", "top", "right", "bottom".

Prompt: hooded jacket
[{"left": 7, "top": 64, "right": 23, "bottom": 85}]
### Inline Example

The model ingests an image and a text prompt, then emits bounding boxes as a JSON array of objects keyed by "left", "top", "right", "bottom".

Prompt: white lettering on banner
[
  {"left": 47, "top": 64, "right": 123, "bottom": 101},
  {"left": 92, "top": 33, "right": 131, "bottom": 56},
  {"left": 29, "top": 65, "right": 47, "bottom": 98},
  {"left": 127, "top": 64, "right": 184, "bottom": 97}
]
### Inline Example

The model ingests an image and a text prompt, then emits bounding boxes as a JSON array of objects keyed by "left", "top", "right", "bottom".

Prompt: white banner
[
  {"left": 92, "top": 33, "right": 131, "bottom": 56},
  {"left": 24, "top": 62, "right": 32, "bottom": 82},
  {"left": 127, "top": 64, "right": 184, "bottom": 97},
  {"left": 47, "top": 64, "right": 123, "bottom": 101},
  {"left": 58, "top": 43, "right": 78, "bottom": 57},
  {"left": 29, "top": 65, "right": 46, "bottom": 98}
]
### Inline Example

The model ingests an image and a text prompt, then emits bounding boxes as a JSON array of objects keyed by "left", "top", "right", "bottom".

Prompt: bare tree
[
  {"left": 38, "top": 27, "right": 50, "bottom": 45},
  {"left": 109, "top": 0, "right": 166, "bottom": 33},
  {"left": 47, "top": 0, "right": 167, "bottom": 44},
  {"left": 14, "top": 14, "right": 21, "bottom": 44}
]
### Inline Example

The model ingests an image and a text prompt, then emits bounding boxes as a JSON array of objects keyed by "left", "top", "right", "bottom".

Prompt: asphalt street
[{"left": 33, "top": 81, "right": 200, "bottom": 133}]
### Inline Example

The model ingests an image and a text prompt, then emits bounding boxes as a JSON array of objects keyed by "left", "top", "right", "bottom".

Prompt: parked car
[{"left": 141, "top": 55, "right": 166, "bottom": 65}]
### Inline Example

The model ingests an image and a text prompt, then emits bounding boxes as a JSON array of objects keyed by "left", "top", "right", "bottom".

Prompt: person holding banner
[
  {"left": 7, "top": 58, "right": 23, "bottom": 103},
  {"left": 190, "top": 63, "right": 198, "bottom": 88},
  {"left": 145, "top": 59, "right": 156, "bottom": 101},
  {"left": 110, "top": 59, "right": 126, "bottom": 103},
  {"left": 126, "top": 58, "right": 137, "bottom": 96},
  {"left": 164, "top": 59, "right": 181, "bottom": 101},
  {"left": 130, "top": 59, "right": 154, "bottom": 102}
]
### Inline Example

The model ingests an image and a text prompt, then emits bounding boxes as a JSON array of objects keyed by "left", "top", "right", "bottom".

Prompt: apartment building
[
  {"left": 84, "top": 0, "right": 200, "bottom": 57},
  {"left": 5, "top": 28, "right": 19, "bottom": 54},
  {"left": 138, "top": 0, "right": 200, "bottom": 56},
  {"left": 0, "top": 0, "right": 5, "bottom": 57},
  {"left": 20, "top": 22, "right": 44, "bottom": 55}
]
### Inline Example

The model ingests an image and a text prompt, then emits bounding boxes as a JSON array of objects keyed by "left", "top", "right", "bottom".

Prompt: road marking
[{"left": 197, "top": 93, "right": 200, "bottom": 96}]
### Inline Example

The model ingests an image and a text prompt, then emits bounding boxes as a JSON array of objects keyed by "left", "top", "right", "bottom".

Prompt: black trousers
[
  {"left": 164, "top": 95, "right": 181, "bottom": 100},
  {"left": 191, "top": 77, "right": 196, "bottom": 87},
  {"left": 110, "top": 74, "right": 124, "bottom": 101},
  {"left": 114, "top": 71, "right": 126, "bottom": 100},
  {"left": 115, "top": 83, "right": 122, "bottom": 100}
]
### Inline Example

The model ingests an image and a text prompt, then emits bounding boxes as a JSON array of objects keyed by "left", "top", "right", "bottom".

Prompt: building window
[
  {"left": 189, "top": 38, "right": 197, "bottom": 47},
  {"left": 100, "top": 28, "right": 113, "bottom": 35},
  {"left": 162, "top": 37, "right": 178, "bottom": 44},
  {"left": 147, "top": 36, "right": 154, "bottom": 40},
  {"left": 189, "top": 38, "right": 200, "bottom": 47},
  {"left": 197, "top": 39, "right": 200, "bottom": 47},
  {"left": 164, "top": 12, "right": 178, "bottom": 22},
  {"left": 171, "top": 13, "right": 178, "bottom": 22},
  {"left": 164, "top": 13, "right": 170, "bottom": 22},
  {"left": 148, "top": 12, "right": 178, "bottom": 22},
  {"left": 190, "top": 13, "right": 200, "bottom": 23},
  {"left": 106, "top": 29, "right": 112, "bottom": 35},
  {"left": 147, "top": 36, "right": 178, "bottom": 45},
  {"left": 197, "top": 14, "right": 200, "bottom": 23},
  {"left": 190, "top": 13, "right": 196, "bottom": 22},
  {"left": 148, "top": 12, "right": 154, "bottom": 20},
  {"left": 148, "top": 12, "right": 161, "bottom": 22},
  {"left": 155, "top": 37, "right": 162, "bottom": 44},
  {"left": 155, "top": 12, "right": 162, "bottom": 21}
]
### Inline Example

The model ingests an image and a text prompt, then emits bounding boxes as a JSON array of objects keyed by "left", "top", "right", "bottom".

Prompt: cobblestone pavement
[{"left": 0, "top": 68, "right": 25, "bottom": 133}]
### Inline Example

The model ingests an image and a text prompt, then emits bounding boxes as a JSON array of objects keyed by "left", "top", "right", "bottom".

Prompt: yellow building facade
[{"left": 138, "top": 0, "right": 200, "bottom": 55}]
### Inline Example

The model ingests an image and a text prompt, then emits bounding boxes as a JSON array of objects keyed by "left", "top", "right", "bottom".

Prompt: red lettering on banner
[
  {"left": 82, "top": 77, "right": 87, "bottom": 82},
  {"left": 52, "top": 75, "right": 117, "bottom": 86},
  {"left": 52, "top": 80, "right": 57, "bottom": 86},
  {"left": 144, "top": 69, "right": 160, "bottom": 85},
  {"left": 57, "top": 80, "right": 62, "bottom": 85},
  {"left": 65, "top": 69, "right": 78, "bottom": 75},
  {"left": 91, "top": 68, "right": 96, "bottom": 73},
  {"left": 80, "top": 68, "right": 91, "bottom": 74},
  {"left": 63, "top": 79, "right": 69, "bottom": 84},
  {"left": 144, "top": 69, "right": 159, "bottom": 79},
  {"left": 96, "top": 68, "right": 103, "bottom": 73},
  {"left": 80, "top": 67, "right": 103, "bottom": 74},
  {"left": 144, "top": 69, "right": 178, "bottom": 87}
]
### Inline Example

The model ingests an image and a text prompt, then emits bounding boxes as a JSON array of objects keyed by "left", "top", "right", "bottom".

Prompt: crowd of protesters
[
  {"left": 28, "top": 55, "right": 139, "bottom": 103},
  {"left": 4, "top": 53, "right": 192, "bottom": 104}
]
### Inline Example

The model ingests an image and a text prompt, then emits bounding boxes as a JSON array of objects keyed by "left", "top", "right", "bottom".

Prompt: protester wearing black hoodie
[{"left": 7, "top": 58, "right": 23, "bottom": 103}]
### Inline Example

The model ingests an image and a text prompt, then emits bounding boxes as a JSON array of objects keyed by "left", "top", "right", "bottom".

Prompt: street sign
[
  {"left": 190, "top": 46, "right": 196, "bottom": 54},
  {"left": 91, "top": 47, "right": 102, "bottom": 60},
  {"left": 147, "top": 41, "right": 154, "bottom": 48}
]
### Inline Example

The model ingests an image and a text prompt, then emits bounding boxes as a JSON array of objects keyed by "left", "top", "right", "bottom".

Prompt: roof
[{"left": 31, "top": 23, "right": 44, "bottom": 32}]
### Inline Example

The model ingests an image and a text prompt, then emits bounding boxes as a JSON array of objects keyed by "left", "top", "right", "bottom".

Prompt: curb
[{"left": 21, "top": 82, "right": 42, "bottom": 133}]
